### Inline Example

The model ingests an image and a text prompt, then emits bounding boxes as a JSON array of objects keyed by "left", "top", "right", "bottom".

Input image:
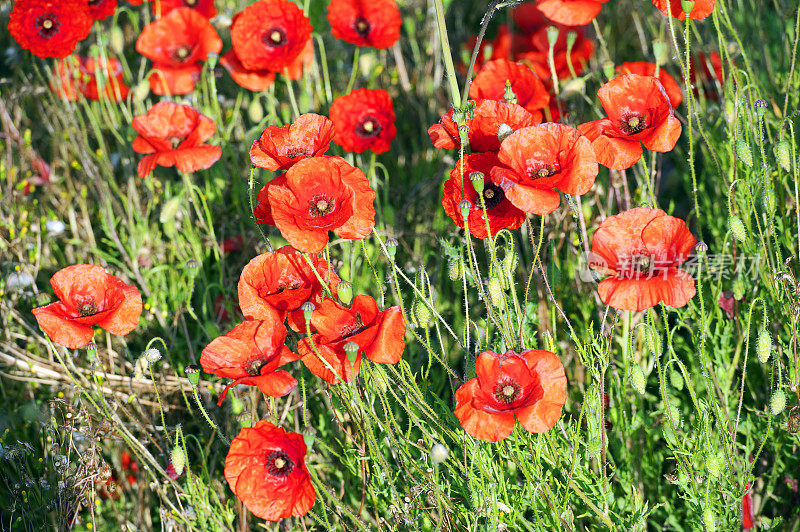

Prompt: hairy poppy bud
[
  {"left": 502, "top": 250, "right": 518, "bottom": 282},
  {"left": 385, "top": 237, "right": 398, "bottom": 260},
  {"left": 144, "top": 347, "right": 162, "bottom": 364},
  {"left": 646, "top": 329, "right": 662, "bottom": 358},
  {"left": 732, "top": 276, "right": 745, "bottom": 300},
  {"left": 302, "top": 426, "right": 317, "bottom": 450},
  {"left": 185, "top": 364, "right": 201, "bottom": 387},
  {"left": 586, "top": 439, "right": 601, "bottom": 458},
  {"left": 669, "top": 369, "right": 684, "bottom": 391},
  {"left": 770, "top": 390, "right": 786, "bottom": 415},
  {"left": 337, "top": 281, "right": 353, "bottom": 305},
  {"left": 774, "top": 140, "right": 791, "bottom": 171},
  {"left": 702, "top": 508, "right": 716, "bottom": 532},
  {"left": 412, "top": 300, "right": 432, "bottom": 329},
  {"left": 170, "top": 445, "right": 186, "bottom": 478},
  {"left": 755, "top": 99, "right": 768, "bottom": 119},
  {"left": 487, "top": 277, "right": 504, "bottom": 307},
  {"left": 736, "top": 139, "right": 753, "bottom": 167},
  {"left": 729, "top": 215, "right": 747, "bottom": 242},
  {"left": 247, "top": 98, "right": 264, "bottom": 123},
  {"left": 430, "top": 443, "right": 449, "bottom": 465},
  {"left": 756, "top": 330, "right": 772, "bottom": 363},
  {"left": 497, "top": 123, "right": 514, "bottom": 143},
  {"left": 705, "top": 452, "right": 724, "bottom": 478},
  {"left": 448, "top": 259, "right": 464, "bottom": 281},
  {"left": 630, "top": 365, "right": 646, "bottom": 395},
  {"left": 302, "top": 302, "right": 315, "bottom": 323},
  {"left": 343, "top": 341, "right": 359, "bottom": 364},
  {"left": 470, "top": 171, "right": 485, "bottom": 194}
]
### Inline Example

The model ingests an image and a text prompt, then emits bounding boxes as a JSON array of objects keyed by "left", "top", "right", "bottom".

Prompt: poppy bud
[
  {"left": 487, "top": 277, "right": 504, "bottom": 307},
  {"left": 343, "top": 341, "right": 359, "bottom": 364},
  {"left": 736, "top": 140, "right": 754, "bottom": 167},
  {"left": 503, "top": 81, "right": 517, "bottom": 104},
  {"left": 247, "top": 98, "right": 264, "bottom": 123},
  {"left": 770, "top": 390, "right": 786, "bottom": 415},
  {"left": 430, "top": 443, "right": 449, "bottom": 465},
  {"left": 705, "top": 452, "right": 724, "bottom": 478},
  {"left": 385, "top": 237, "right": 398, "bottom": 260},
  {"left": 680, "top": 0, "right": 696, "bottom": 15},
  {"left": 185, "top": 364, "right": 201, "bottom": 387},
  {"left": 669, "top": 369, "right": 684, "bottom": 391},
  {"left": 470, "top": 171, "right": 485, "bottom": 194},
  {"left": 459, "top": 200, "right": 472, "bottom": 220},
  {"left": 652, "top": 40, "right": 668, "bottom": 65},
  {"left": 144, "top": 347, "right": 162, "bottom": 364},
  {"left": 132, "top": 80, "right": 150, "bottom": 102},
  {"left": 729, "top": 215, "right": 748, "bottom": 243},
  {"left": 337, "top": 281, "right": 353, "bottom": 305},
  {"left": 448, "top": 259, "right": 464, "bottom": 281},
  {"left": 586, "top": 439, "right": 601, "bottom": 458},
  {"left": 702, "top": 508, "right": 716, "bottom": 532},
  {"left": 110, "top": 26, "right": 125, "bottom": 55},
  {"left": 646, "top": 329, "right": 662, "bottom": 358},
  {"left": 502, "top": 250, "right": 518, "bottom": 282},
  {"left": 546, "top": 25, "right": 559, "bottom": 47},
  {"left": 412, "top": 300, "right": 432, "bottom": 329},
  {"left": 170, "top": 446, "right": 186, "bottom": 479},
  {"left": 774, "top": 140, "right": 791, "bottom": 171},
  {"left": 732, "top": 276, "right": 745, "bottom": 301},
  {"left": 755, "top": 99, "right": 768, "bottom": 119},
  {"left": 302, "top": 426, "right": 317, "bottom": 450},
  {"left": 630, "top": 365, "right": 646, "bottom": 395},
  {"left": 756, "top": 330, "right": 772, "bottom": 363},
  {"left": 665, "top": 402, "right": 682, "bottom": 426},
  {"left": 602, "top": 61, "right": 615, "bottom": 81},
  {"left": 302, "top": 301, "right": 315, "bottom": 324}
]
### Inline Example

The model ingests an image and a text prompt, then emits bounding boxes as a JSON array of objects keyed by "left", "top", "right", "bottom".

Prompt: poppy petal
[
  {"left": 454, "top": 379, "right": 516, "bottom": 442},
  {"left": 597, "top": 269, "right": 696, "bottom": 311},
  {"left": 641, "top": 115, "right": 682, "bottom": 152},
  {"left": 363, "top": 306, "right": 406, "bottom": 364},
  {"left": 32, "top": 303, "right": 95, "bottom": 349},
  {"left": 504, "top": 185, "right": 561, "bottom": 214},
  {"left": 516, "top": 350, "right": 567, "bottom": 433}
]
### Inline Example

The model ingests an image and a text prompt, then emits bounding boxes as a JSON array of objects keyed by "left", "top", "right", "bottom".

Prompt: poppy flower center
[
  {"left": 168, "top": 136, "right": 184, "bottom": 149},
  {"left": 340, "top": 313, "right": 367, "bottom": 338},
  {"left": 286, "top": 148, "right": 309, "bottom": 159},
  {"left": 625, "top": 253, "right": 653, "bottom": 277},
  {"left": 263, "top": 27, "right": 288, "bottom": 47},
  {"left": 621, "top": 113, "right": 647, "bottom": 134},
  {"left": 171, "top": 46, "right": 194, "bottom": 63},
  {"left": 480, "top": 182, "right": 505, "bottom": 210},
  {"left": 264, "top": 450, "right": 295, "bottom": 477},
  {"left": 78, "top": 301, "right": 98, "bottom": 317},
  {"left": 244, "top": 356, "right": 269, "bottom": 376},
  {"left": 36, "top": 14, "right": 60, "bottom": 37},
  {"left": 356, "top": 116, "right": 382, "bottom": 138},
  {"left": 309, "top": 195, "right": 335, "bottom": 217},
  {"left": 354, "top": 16, "right": 371, "bottom": 37},
  {"left": 527, "top": 163, "right": 559, "bottom": 180},
  {"left": 493, "top": 380, "right": 522, "bottom": 403}
]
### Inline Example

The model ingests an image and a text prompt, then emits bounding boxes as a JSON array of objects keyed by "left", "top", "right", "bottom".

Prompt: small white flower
[
  {"left": 45, "top": 219, "right": 65, "bottom": 236},
  {"left": 143, "top": 347, "right": 162, "bottom": 364}
]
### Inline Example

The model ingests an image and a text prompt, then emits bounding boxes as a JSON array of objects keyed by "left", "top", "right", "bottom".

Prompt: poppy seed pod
[
  {"left": 302, "top": 302, "right": 315, "bottom": 324},
  {"left": 459, "top": 200, "right": 472, "bottom": 220},
  {"left": 470, "top": 172, "right": 485, "bottom": 194},
  {"left": 756, "top": 330, "right": 772, "bottom": 363},
  {"left": 385, "top": 237, "right": 398, "bottom": 259},
  {"left": 503, "top": 81, "right": 517, "bottom": 105},
  {"left": 185, "top": 364, "right": 201, "bottom": 387},
  {"left": 343, "top": 341, "right": 359, "bottom": 364},
  {"left": 546, "top": 26, "right": 559, "bottom": 47},
  {"left": 337, "top": 281, "right": 353, "bottom": 306},
  {"left": 770, "top": 390, "right": 786, "bottom": 415},
  {"left": 729, "top": 215, "right": 747, "bottom": 242},
  {"left": 774, "top": 140, "right": 791, "bottom": 171},
  {"left": 680, "top": 0, "right": 696, "bottom": 14},
  {"left": 755, "top": 99, "right": 768, "bottom": 119},
  {"left": 735, "top": 139, "right": 753, "bottom": 167}
]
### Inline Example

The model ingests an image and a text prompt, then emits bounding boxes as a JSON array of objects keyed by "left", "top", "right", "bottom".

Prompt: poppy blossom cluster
[
  {"left": 31, "top": 264, "right": 143, "bottom": 349},
  {"left": 131, "top": 101, "right": 222, "bottom": 178},
  {"left": 52, "top": 56, "right": 130, "bottom": 102}
]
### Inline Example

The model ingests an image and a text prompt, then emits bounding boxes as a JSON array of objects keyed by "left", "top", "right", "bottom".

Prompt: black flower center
[
  {"left": 355, "top": 116, "right": 382, "bottom": 138},
  {"left": 354, "top": 16, "right": 371, "bottom": 37},
  {"left": 244, "top": 356, "right": 268, "bottom": 376},
  {"left": 36, "top": 14, "right": 60, "bottom": 38},
  {"left": 621, "top": 113, "right": 647, "bottom": 134},
  {"left": 309, "top": 195, "right": 335, "bottom": 217},
  {"left": 263, "top": 27, "right": 288, "bottom": 47},
  {"left": 265, "top": 450, "right": 294, "bottom": 477},
  {"left": 78, "top": 301, "right": 98, "bottom": 317},
  {"left": 480, "top": 182, "right": 505, "bottom": 210},
  {"left": 493, "top": 379, "right": 522, "bottom": 403}
]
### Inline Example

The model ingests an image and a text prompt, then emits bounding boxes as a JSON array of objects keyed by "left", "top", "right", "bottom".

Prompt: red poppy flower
[
  {"left": 536, "top": 0, "right": 609, "bottom": 26},
  {"left": 250, "top": 114, "right": 336, "bottom": 171},
  {"left": 237, "top": 246, "right": 340, "bottom": 331},
  {"left": 327, "top": 0, "right": 401, "bottom": 49},
  {"left": 517, "top": 25, "right": 595, "bottom": 81},
  {"left": 589, "top": 208, "right": 697, "bottom": 311},
  {"left": 652, "top": 0, "right": 715, "bottom": 20},
  {"left": 201, "top": 319, "right": 300, "bottom": 404},
  {"left": 8, "top": 0, "right": 93, "bottom": 59},
  {"left": 88, "top": 0, "right": 117, "bottom": 20},
  {"left": 225, "top": 421, "right": 315, "bottom": 521},
  {"left": 329, "top": 88, "right": 397, "bottom": 154},
  {"left": 263, "top": 157, "right": 376, "bottom": 253},
  {"left": 52, "top": 56, "right": 130, "bottom": 102},
  {"left": 31, "top": 264, "right": 142, "bottom": 349},
  {"left": 135, "top": 7, "right": 222, "bottom": 95},
  {"left": 298, "top": 295, "right": 405, "bottom": 384},
  {"left": 511, "top": 2, "right": 548, "bottom": 33},
  {"left": 454, "top": 349, "right": 566, "bottom": 442},
  {"left": 689, "top": 51, "right": 725, "bottom": 99},
  {"left": 491, "top": 123, "right": 598, "bottom": 214},
  {"left": 469, "top": 59, "right": 550, "bottom": 119},
  {"left": 131, "top": 101, "right": 222, "bottom": 178},
  {"left": 428, "top": 99, "right": 540, "bottom": 153},
  {"left": 443, "top": 153, "right": 526, "bottom": 238},
  {"left": 155, "top": 0, "right": 216, "bottom": 19},
  {"left": 222, "top": 39, "right": 314, "bottom": 91},
  {"left": 230, "top": 0, "right": 312, "bottom": 72},
  {"left": 577, "top": 74, "right": 682, "bottom": 170},
  {"left": 616, "top": 61, "right": 683, "bottom": 108},
  {"left": 742, "top": 487, "right": 754, "bottom": 530}
]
